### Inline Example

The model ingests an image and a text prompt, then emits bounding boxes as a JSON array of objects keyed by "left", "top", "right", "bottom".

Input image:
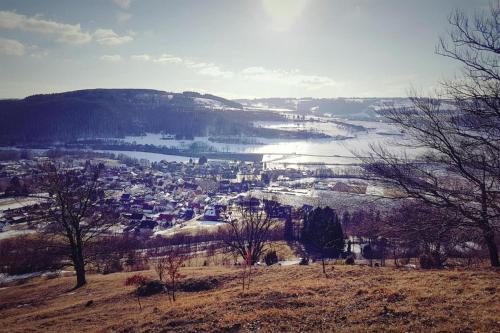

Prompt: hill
[
  {"left": 0, "top": 89, "right": 284, "bottom": 145},
  {"left": 235, "top": 97, "right": 387, "bottom": 120},
  {"left": 0, "top": 264, "right": 498, "bottom": 332}
]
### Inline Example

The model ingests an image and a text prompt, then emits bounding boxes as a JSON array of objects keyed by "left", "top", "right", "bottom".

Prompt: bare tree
[
  {"left": 148, "top": 247, "right": 185, "bottom": 302},
  {"left": 164, "top": 249, "right": 186, "bottom": 302},
  {"left": 381, "top": 200, "right": 467, "bottom": 268},
  {"left": 33, "top": 161, "right": 117, "bottom": 288},
  {"left": 221, "top": 197, "right": 278, "bottom": 266},
  {"left": 221, "top": 197, "right": 278, "bottom": 290},
  {"left": 152, "top": 256, "right": 168, "bottom": 283},
  {"left": 364, "top": 3, "right": 500, "bottom": 266}
]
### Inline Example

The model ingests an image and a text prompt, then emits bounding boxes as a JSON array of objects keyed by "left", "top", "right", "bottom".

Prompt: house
[
  {"left": 218, "top": 180, "right": 231, "bottom": 193},
  {"left": 121, "top": 193, "right": 131, "bottom": 202},
  {"left": 214, "top": 204, "right": 227, "bottom": 213},
  {"left": 183, "top": 182, "right": 200, "bottom": 191},
  {"left": 137, "top": 220, "right": 158, "bottom": 235},
  {"left": 9, "top": 215, "right": 27, "bottom": 224},
  {"left": 138, "top": 220, "right": 157, "bottom": 229},
  {"left": 142, "top": 203, "right": 155, "bottom": 214},
  {"left": 203, "top": 206, "right": 221, "bottom": 221},
  {"left": 264, "top": 200, "right": 292, "bottom": 219},
  {"left": 153, "top": 204, "right": 167, "bottom": 213},
  {"left": 157, "top": 213, "right": 175, "bottom": 226},
  {"left": 237, "top": 197, "right": 260, "bottom": 210},
  {"left": 130, "top": 212, "right": 144, "bottom": 221},
  {"left": 203, "top": 205, "right": 224, "bottom": 221},
  {"left": 301, "top": 204, "right": 314, "bottom": 215},
  {"left": 179, "top": 208, "right": 195, "bottom": 220}
]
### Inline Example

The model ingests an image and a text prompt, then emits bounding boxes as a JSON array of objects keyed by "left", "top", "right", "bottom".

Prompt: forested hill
[{"left": 0, "top": 89, "right": 279, "bottom": 145}]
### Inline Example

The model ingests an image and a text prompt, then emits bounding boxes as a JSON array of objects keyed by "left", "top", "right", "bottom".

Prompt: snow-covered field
[
  {"left": 0, "top": 229, "right": 36, "bottom": 240},
  {"left": 95, "top": 150, "right": 194, "bottom": 163},
  {"left": 0, "top": 197, "right": 43, "bottom": 212},
  {"left": 115, "top": 118, "right": 419, "bottom": 167}
]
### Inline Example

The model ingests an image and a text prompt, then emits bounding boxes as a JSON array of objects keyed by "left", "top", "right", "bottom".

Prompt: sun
[{"left": 261, "top": 0, "right": 309, "bottom": 31}]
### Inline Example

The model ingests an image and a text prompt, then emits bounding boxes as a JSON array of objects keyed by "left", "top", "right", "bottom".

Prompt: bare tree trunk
[
  {"left": 247, "top": 264, "right": 252, "bottom": 289},
  {"left": 74, "top": 251, "right": 86, "bottom": 288},
  {"left": 481, "top": 223, "right": 499, "bottom": 267},
  {"left": 71, "top": 238, "right": 87, "bottom": 289},
  {"left": 479, "top": 185, "right": 499, "bottom": 267},
  {"left": 172, "top": 277, "right": 176, "bottom": 302},
  {"left": 241, "top": 263, "right": 246, "bottom": 291}
]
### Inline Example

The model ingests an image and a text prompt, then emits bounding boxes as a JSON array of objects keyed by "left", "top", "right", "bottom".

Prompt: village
[{"left": 0, "top": 151, "right": 376, "bottom": 241}]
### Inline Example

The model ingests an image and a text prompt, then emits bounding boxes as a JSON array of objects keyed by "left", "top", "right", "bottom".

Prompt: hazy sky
[{"left": 0, "top": 0, "right": 492, "bottom": 99}]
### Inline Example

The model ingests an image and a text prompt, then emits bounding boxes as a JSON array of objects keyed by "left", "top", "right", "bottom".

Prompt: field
[{"left": 0, "top": 264, "right": 498, "bottom": 332}]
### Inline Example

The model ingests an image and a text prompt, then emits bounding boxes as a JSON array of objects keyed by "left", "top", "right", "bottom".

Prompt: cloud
[
  {"left": 129, "top": 53, "right": 333, "bottom": 85},
  {"left": 131, "top": 53, "right": 183, "bottom": 64},
  {"left": 195, "top": 64, "right": 233, "bottom": 78},
  {"left": 154, "top": 53, "right": 183, "bottom": 64},
  {"left": 185, "top": 60, "right": 234, "bottom": 78},
  {"left": 112, "top": 0, "right": 132, "bottom": 9},
  {"left": 242, "top": 66, "right": 336, "bottom": 90},
  {"left": 131, "top": 53, "right": 234, "bottom": 78},
  {"left": 93, "top": 28, "right": 133, "bottom": 45},
  {"left": 28, "top": 44, "right": 49, "bottom": 58},
  {"left": 0, "top": 37, "right": 25, "bottom": 56},
  {"left": 100, "top": 54, "right": 122, "bottom": 62},
  {"left": 131, "top": 54, "right": 152, "bottom": 61},
  {"left": 0, "top": 11, "right": 133, "bottom": 46},
  {"left": 0, "top": 10, "right": 91, "bottom": 44},
  {"left": 117, "top": 12, "right": 132, "bottom": 23}
]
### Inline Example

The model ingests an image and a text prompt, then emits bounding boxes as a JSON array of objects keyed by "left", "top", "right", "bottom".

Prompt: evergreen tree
[
  {"left": 341, "top": 211, "right": 351, "bottom": 230},
  {"left": 301, "top": 206, "right": 345, "bottom": 275},
  {"left": 198, "top": 156, "right": 208, "bottom": 165},
  {"left": 5, "top": 176, "right": 28, "bottom": 197},
  {"left": 284, "top": 215, "right": 294, "bottom": 242}
]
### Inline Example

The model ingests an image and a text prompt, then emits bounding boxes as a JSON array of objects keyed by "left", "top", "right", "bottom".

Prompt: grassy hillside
[{"left": 0, "top": 264, "right": 498, "bottom": 332}]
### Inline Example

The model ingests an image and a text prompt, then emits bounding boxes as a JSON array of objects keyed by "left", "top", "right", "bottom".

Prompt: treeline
[
  {"left": 281, "top": 203, "right": 491, "bottom": 269},
  {"left": 0, "top": 222, "right": 286, "bottom": 276},
  {"left": 341, "top": 203, "right": 490, "bottom": 268},
  {"left": 0, "top": 149, "right": 32, "bottom": 161}
]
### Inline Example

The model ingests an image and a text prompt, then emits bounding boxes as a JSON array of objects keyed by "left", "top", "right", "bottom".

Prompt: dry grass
[
  {"left": 0, "top": 264, "right": 498, "bottom": 332},
  {"left": 184, "top": 241, "right": 298, "bottom": 267}
]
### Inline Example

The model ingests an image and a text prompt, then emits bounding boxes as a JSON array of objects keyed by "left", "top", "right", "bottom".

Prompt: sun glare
[{"left": 261, "top": 0, "right": 309, "bottom": 31}]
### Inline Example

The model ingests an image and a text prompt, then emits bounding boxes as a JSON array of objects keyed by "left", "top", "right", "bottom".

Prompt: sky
[{"left": 0, "top": 0, "right": 492, "bottom": 99}]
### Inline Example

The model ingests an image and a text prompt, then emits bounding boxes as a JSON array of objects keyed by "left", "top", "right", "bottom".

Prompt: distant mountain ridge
[{"left": 236, "top": 97, "right": 412, "bottom": 120}]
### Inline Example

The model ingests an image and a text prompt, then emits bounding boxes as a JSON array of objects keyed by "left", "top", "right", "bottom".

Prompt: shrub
[
  {"left": 123, "top": 251, "right": 150, "bottom": 272},
  {"left": 137, "top": 280, "right": 165, "bottom": 296},
  {"left": 126, "top": 260, "right": 150, "bottom": 272},
  {"left": 125, "top": 274, "right": 149, "bottom": 287},
  {"left": 0, "top": 236, "right": 63, "bottom": 275},
  {"left": 264, "top": 250, "right": 279, "bottom": 266},
  {"left": 345, "top": 256, "right": 355, "bottom": 265},
  {"left": 102, "top": 257, "right": 123, "bottom": 275},
  {"left": 299, "top": 257, "right": 309, "bottom": 265},
  {"left": 124, "top": 274, "right": 155, "bottom": 310},
  {"left": 179, "top": 277, "right": 220, "bottom": 292},
  {"left": 419, "top": 253, "right": 443, "bottom": 269}
]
